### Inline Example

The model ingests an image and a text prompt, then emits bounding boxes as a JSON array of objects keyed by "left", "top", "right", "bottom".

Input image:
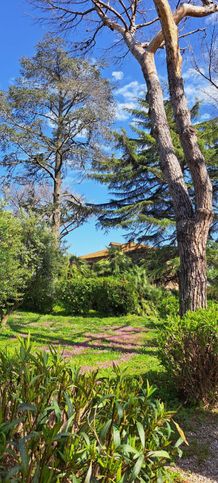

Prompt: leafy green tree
[
  {"left": 0, "top": 209, "right": 61, "bottom": 322},
  {"left": 93, "top": 101, "right": 218, "bottom": 245},
  {"left": 0, "top": 36, "right": 113, "bottom": 239},
  {"left": 21, "top": 215, "right": 62, "bottom": 313},
  {"left": 0, "top": 211, "right": 33, "bottom": 323}
]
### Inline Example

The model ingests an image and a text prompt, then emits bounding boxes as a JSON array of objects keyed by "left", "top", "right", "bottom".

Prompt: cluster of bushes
[
  {"left": 159, "top": 305, "right": 218, "bottom": 404},
  {"left": 58, "top": 268, "right": 180, "bottom": 317},
  {"left": 59, "top": 276, "right": 138, "bottom": 315},
  {"left": 0, "top": 338, "right": 185, "bottom": 481}
]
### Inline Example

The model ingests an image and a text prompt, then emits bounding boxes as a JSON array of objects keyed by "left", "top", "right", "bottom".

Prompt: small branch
[
  {"left": 179, "top": 27, "right": 206, "bottom": 40},
  {"left": 136, "top": 17, "right": 159, "bottom": 30}
]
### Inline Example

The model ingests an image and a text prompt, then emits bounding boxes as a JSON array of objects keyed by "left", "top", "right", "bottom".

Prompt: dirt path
[{"left": 174, "top": 411, "right": 218, "bottom": 483}]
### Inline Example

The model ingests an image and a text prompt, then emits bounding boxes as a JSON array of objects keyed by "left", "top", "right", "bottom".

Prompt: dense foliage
[
  {"left": 0, "top": 338, "right": 185, "bottom": 481},
  {"left": 94, "top": 277, "right": 138, "bottom": 315},
  {"left": 159, "top": 306, "right": 218, "bottom": 404},
  {"left": 59, "top": 276, "right": 138, "bottom": 316},
  {"left": 0, "top": 210, "right": 60, "bottom": 321},
  {"left": 0, "top": 210, "right": 33, "bottom": 322},
  {"left": 21, "top": 216, "right": 61, "bottom": 313}
]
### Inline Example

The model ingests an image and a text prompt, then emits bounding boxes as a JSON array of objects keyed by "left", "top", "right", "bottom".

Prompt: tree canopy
[{"left": 0, "top": 35, "right": 113, "bottom": 238}]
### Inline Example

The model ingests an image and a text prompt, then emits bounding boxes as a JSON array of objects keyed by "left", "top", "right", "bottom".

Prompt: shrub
[
  {"left": 59, "top": 277, "right": 95, "bottom": 314},
  {"left": 21, "top": 216, "right": 61, "bottom": 313},
  {"left": 0, "top": 211, "right": 34, "bottom": 323},
  {"left": 0, "top": 338, "right": 185, "bottom": 481},
  {"left": 59, "top": 276, "right": 138, "bottom": 316},
  {"left": 126, "top": 266, "right": 161, "bottom": 316},
  {"left": 159, "top": 307, "right": 218, "bottom": 404},
  {"left": 157, "top": 291, "right": 179, "bottom": 318},
  {"left": 94, "top": 276, "right": 138, "bottom": 315}
]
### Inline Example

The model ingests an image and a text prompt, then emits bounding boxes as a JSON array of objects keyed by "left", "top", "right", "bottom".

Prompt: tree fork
[
  {"left": 153, "top": 0, "right": 214, "bottom": 312},
  {"left": 153, "top": 0, "right": 213, "bottom": 213}
]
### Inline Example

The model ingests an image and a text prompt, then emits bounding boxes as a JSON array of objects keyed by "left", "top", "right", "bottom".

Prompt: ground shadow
[{"left": 6, "top": 323, "right": 157, "bottom": 357}]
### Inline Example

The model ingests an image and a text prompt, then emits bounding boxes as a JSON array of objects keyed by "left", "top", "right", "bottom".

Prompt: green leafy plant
[
  {"left": 21, "top": 215, "right": 61, "bottom": 313},
  {"left": 0, "top": 211, "right": 33, "bottom": 323},
  {"left": 0, "top": 337, "right": 186, "bottom": 481},
  {"left": 157, "top": 292, "right": 179, "bottom": 319},
  {"left": 59, "top": 276, "right": 138, "bottom": 316},
  {"left": 159, "top": 307, "right": 218, "bottom": 404},
  {"left": 59, "top": 277, "right": 95, "bottom": 315},
  {"left": 94, "top": 276, "right": 138, "bottom": 315}
]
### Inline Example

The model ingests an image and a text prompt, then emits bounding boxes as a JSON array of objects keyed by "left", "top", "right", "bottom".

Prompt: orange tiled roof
[
  {"left": 80, "top": 242, "right": 149, "bottom": 261},
  {"left": 80, "top": 248, "right": 109, "bottom": 260}
]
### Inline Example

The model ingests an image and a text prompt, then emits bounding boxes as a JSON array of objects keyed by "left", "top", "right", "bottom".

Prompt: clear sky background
[{"left": 1, "top": 0, "right": 217, "bottom": 255}]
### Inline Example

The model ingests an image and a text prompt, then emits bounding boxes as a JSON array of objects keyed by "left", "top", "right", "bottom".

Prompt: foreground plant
[
  {"left": 159, "top": 306, "right": 218, "bottom": 404},
  {"left": 0, "top": 337, "right": 186, "bottom": 481}
]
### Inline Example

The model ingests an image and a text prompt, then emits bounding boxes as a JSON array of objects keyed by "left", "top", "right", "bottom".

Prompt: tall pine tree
[{"left": 0, "top": 36, "right": 113, "bottom": 239}]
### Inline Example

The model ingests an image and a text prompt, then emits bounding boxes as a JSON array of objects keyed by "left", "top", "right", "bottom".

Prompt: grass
[{"left": 0, "top": 309, "right": 163, "bottom": 377}]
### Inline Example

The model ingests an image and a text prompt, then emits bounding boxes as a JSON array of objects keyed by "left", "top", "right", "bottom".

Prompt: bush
[
  {"left": 159, "top": 307, "right": 218, "bottom": 404},
  {"left": 59, "top": 276, "right": 138, "bottom": 316},
  {"left": 94, "top": 276, "right": 138, "bottom": 315},
  {"left": 157, "top": 291, "right": 179, "bottom": 318},
  {"left": 0, "top": 338, "right": 185, "bottom": 481},
  {"left": 126, "top": 266, "right": 161, "bottom": 316},
  {"left": 0, "top": 211, "right": 34, "bottom": 322},
  {"left": 59, "top": 277, "right": 95, "bottom": 315}
]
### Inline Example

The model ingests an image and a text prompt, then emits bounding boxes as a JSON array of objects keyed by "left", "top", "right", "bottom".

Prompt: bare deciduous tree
[{"left": 30, "top": 0, "right": 218, "bottom": 314}]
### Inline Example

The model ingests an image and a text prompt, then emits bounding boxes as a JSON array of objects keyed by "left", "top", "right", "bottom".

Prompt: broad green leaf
[
  {"left": 84, "top": 462, "right": 92, "bottom": 483},
  {"left": 136, "top": 421, "right": 145, "bottom": 448},
  {"left": 100, "top": 419, "right": 112, "bottom": 441},
  {"left": 131, "top": 454, "right": 144, "bottom": 479},
  {"left": 148, "top": 450, "right": 171, "bottom": 459}
]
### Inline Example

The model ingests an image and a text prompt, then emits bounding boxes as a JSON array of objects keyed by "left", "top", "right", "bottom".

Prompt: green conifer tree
[{"left": 93, "top": 101, "right": 217, "bottom": 245}]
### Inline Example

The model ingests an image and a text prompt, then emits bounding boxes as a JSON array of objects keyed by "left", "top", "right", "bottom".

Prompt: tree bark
[
  {"left": 153, "top": 0, "right": 213, "bottom": 213},
  {"left": 122, "top": 35, "right": 193, "bottom": 222},
  {"left": 177, "top": 213, "right": 211, "bottom": 315},
  {"left": 140, "top": 52, "right": 194, "bottom": 222},
  {"left": 153, "top": 0, "right": 213, "bottom": 313}
]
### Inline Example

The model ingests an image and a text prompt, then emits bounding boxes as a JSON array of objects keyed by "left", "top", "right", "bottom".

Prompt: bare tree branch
[{"left": 149, "top": 2, "right": 218, "bottom": 53}]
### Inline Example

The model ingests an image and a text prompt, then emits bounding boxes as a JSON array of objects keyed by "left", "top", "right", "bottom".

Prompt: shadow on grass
[
  {"left": 6, "top": 323, "right": 158, "bottom": 356},
  {"left": 51, "top": 309, "right": 160, "bottom": 331}
]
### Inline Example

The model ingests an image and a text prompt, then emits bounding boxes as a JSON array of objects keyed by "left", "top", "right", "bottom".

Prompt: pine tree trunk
[
  {"left": 152, "top": 0, "right": 213, "bottom": 314},
  {"left": 52, "top": 171, "right": 61, "bottom": 238},
  {"left": 124, "top": 44, "right": 213, "bottom": 314},
  {"left": 52, "top": 90, "right": 64, "bottom": 239},
  {"left": 177, "top": 214, "right": 211, "bottom": 315}
]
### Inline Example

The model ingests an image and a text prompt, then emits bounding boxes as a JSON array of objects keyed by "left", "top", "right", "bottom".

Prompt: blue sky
[{"left": 1, "top": 1, "right": 217, "bottom": 255}]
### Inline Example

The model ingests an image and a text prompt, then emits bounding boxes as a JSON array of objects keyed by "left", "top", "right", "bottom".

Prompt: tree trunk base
[{"left": 177, "top": 215, "right": 211, "bottom": 315}]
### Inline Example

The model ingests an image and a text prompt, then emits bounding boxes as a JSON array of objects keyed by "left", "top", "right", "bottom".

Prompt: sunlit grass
[{"left": 0, "top": 309, "right": 162, "bottom": 377}]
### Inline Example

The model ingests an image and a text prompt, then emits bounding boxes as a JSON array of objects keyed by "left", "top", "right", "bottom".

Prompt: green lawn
[{"left": 0, "top": 310, "right": 162, "bottom": 378}]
